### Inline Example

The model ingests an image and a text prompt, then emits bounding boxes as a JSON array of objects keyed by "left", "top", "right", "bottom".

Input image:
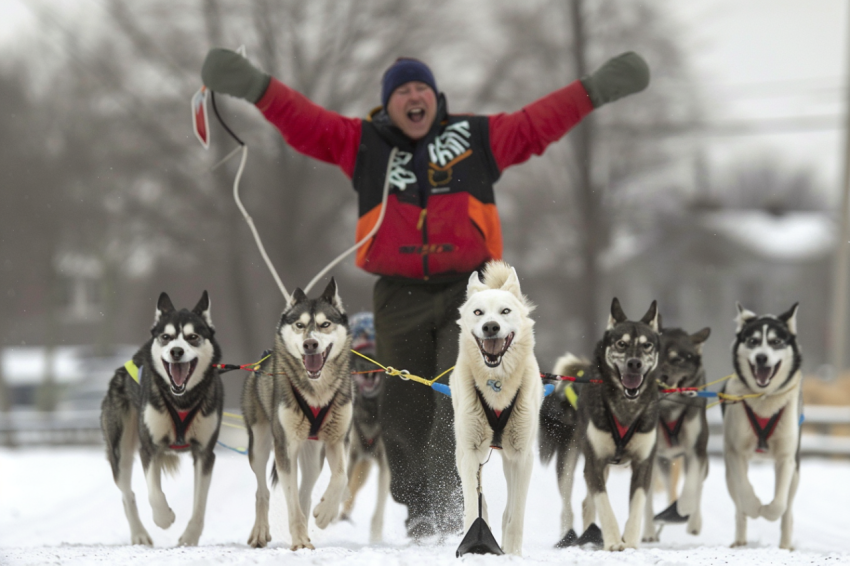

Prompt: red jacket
[{"left": 256, "top": 79, "right": 593, "bottom": 279}]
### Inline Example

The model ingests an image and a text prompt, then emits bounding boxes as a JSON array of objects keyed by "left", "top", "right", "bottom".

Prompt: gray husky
[
  {"left": 242, "top": 279, "right": 353, "bottom": 550},
  {"left": 644, "top": 322, "right": 711, "bottom": 541},
  {"left": 724, "top": 302, "right": 802, "bottom": 550},
  {"left": 100, "top": 291, "right": 223, "bottom": 546},
  {"left": 549, "top": 298, "right": 661, "bottom": 551}
]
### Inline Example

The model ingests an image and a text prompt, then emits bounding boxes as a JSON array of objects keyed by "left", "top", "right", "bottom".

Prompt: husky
[
  {"left": 551, "top": 298, "right": 661, "bottom": 551},
  {"left": 339, "top": 312, "right": 391, "bottom": 543},
  {"left": 450, "top": 261, "right": 542, "bottom": 556},
  {"left": 644, "top": 322, "right": 711, "bottom": 541},
  {"left": 242, "top": 279, "right": 353, "bottom": 550},
  {"left": 100, "top": 291, "right": 223, "bottom": 546},
  {"left": 537, "top": 353, "right": 589, "bottom": 547},
  {"left": 723, "top": 302, "right": 802, "bottom": 550}
]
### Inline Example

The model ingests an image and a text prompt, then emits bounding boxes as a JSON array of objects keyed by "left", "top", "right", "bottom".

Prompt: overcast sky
[{"left": 2, "top": 0, "right": 848, "bottom": 202}]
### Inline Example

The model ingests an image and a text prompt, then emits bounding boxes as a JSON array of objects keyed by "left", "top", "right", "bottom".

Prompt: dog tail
[
  {"left": 160, "top": 453, "right": 181, "bottom": 477},
  {"left": 553, "top": 353, "right": 591, "bottom": 378}
]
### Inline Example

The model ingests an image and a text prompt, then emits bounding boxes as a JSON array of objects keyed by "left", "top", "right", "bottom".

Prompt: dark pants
[{"left": 374, "top": 276, "right": 466, "bottom": 537}]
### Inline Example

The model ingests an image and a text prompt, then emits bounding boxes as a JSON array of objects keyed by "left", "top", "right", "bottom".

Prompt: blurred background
[{"left": 0, "top": 0, "right": 848, "bottom": 452}]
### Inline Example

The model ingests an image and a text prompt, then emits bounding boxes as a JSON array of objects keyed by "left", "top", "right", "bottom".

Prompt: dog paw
[
  {"left": 731, "top": 540, "right": 747, "bottom": 548},
  {"left": 641, "top": 535, "right": 659, "bottom": 543},
  {"left": 247, "top": 523, "right": 271, "bottom": 548},
  {"left": 780, "top": 542, "right": 795, "bottom": 551},
  {"left": 290, "top": 540, "right": 315, "bottom": 551},
  {"left": 759, "top": 502, "right": 786, "bottom": 521},
  {"left": 152, "top": 505, "right": 176, "bottom": 529},
  {"left": 131, "top": 530, "right": 153, "bottom": 546},
  {"left": 178, "top": 526, "right": 201, "bottom": 547},
  {"left": 313, "top": 498, "right": 338, "bottom": 529},
  {"left": 687, "top": 515, "right": 702, "bottom": 535},
  {"left": 605, "top": 541, "right": 626, "bottom": 551}
]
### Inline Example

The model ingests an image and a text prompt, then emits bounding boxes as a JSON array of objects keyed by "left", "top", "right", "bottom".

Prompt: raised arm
[
  {"left": 488, "top": 52, "right": 649, "bottom": 173},
  {"left": 202, "top": 48, "right": 361, "bottom": 179}
]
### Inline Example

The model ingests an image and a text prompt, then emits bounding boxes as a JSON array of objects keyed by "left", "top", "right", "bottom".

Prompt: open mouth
[
  {"left": 749, "top": 360, "right": 780, "bottom": 387},
  {"left": 617, "top": 368, "right": 644, "bottom": 399},
  {"left": 303, "top": 344, "right": 333, "bottom": 380},
  {"left": 358, "top": 375, "right": 382, "bottom": 398},
  {"left": 165, "top": 358, "right": 198, "bottom": 396},
  {"left": 474, "top": 332, "right": 514, "bottom": 368},
  {"left": 407, "top": 108, "right": 425, "bottom": 123}
]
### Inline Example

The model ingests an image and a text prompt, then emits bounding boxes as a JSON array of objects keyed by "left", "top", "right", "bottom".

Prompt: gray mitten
[
  {"left": 580, "top": 51, "right": 650, "bottom": 108},
  {"left": 201, "top": 48, "right": 271, "bottom": 104}
]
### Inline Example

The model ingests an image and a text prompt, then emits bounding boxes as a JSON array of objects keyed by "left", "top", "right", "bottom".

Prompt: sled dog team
[{"left": 101, "top": 260, "right": 803, "bottom": 554}]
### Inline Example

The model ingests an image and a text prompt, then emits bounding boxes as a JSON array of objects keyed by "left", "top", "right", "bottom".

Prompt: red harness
[
  {"left": 291, "top": 386, "right": 335, "bottom": 441},
  {"left": 162, "top": 402, "right": 203, "bottom": 451},
  {"left": 659, "top": 412, "right": 687, "bottom": 448},
  {"left": 743, "top": 402, "right": 784, "bottom": 453}
]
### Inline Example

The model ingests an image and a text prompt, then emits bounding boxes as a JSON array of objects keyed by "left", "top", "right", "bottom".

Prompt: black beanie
[{"left": 381, "top": 58, "right": 438, "bottom": 108}]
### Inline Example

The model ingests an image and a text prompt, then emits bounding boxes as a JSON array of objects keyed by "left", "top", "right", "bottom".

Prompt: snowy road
[{"left": 1, "top": 446, "right": 849, "bottom": 565}]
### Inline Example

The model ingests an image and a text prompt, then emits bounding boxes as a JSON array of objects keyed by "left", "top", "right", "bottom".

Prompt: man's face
[{"left": 386, "top": 81, "right": 437, "bottom": 141}]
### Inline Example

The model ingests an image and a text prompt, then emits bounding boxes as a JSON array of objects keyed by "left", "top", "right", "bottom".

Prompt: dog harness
[
  {"left": 290, "top": 386, "right": 337, "bottom": 441},
  {"left": 743, "top": 402, "right": 784, "bottom": 453},
  {"left": 474, "top": 387, "right": 518, "bottom": 450},
  {"left": 124, "top": 360, "right": 202, "bottom": 450},
  {"left": 604, "top": 404, "right": 645, "bottom": 464},
  {"left": 659, "top": 412, "right": 687, "bottom": 448}
]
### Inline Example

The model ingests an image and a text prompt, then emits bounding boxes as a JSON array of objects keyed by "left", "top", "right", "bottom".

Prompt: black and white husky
[
  {"left": 724, "top": 302, "right": 802, "bottom": 550},
  {"left": 241, "top": 279, "right": 353, "bottom": 550},
  {"left": 450, "top": 261, "right": 542, "bottom": 556},
  {"left": 645, "top": 322, "right": 711, "bottom": 540},
  {"left": 100, "top": 291, "right": 223, "bottom": 546},
  {"left": 554, "top": 298, "right": 661, "bottom": 551}
]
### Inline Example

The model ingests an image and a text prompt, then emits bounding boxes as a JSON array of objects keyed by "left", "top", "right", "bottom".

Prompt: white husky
[{"left": 450, "top": 261, "right": 542, "bottom": 556}]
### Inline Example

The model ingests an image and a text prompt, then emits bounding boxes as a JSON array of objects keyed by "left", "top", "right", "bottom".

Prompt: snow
[{"left": 1, "top": 447, "right": 849, "bottom": 566}]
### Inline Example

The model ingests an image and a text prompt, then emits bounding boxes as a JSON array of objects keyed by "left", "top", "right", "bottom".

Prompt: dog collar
[
  {"left": 743, "top": 402, "right": 784, "bottom": 453},
  {"left": 474, "top": 387, "right": 518, "bottom": 450}
]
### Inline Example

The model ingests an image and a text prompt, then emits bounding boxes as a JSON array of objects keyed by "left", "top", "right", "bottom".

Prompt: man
[{"left": 201, "top": 48, "right": 649, "bottom": 539}]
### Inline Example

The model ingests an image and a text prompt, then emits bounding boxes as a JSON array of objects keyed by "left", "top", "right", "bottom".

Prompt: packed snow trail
[{"left": 1, "top": 447, "right": 848, "bottom": 565}]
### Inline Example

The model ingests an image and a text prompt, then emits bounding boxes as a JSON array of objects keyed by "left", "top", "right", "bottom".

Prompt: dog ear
[
  {"left": 501, "top": 266, "right": 522, "bottom": 299},
  {"left": 466, "top": 271, "right": 488, "bottom": 296},
  {"left": 192, "top": 290, "right": 214, "bottom": 329},
  {"left": 735, "top": 302, "right": 757, "bottom": 333},
  {"left": 778, "top": 302, "right": 799, "bottom": 336},
  {"left": 608, "top": 297, "right": 628, "bottom": 329},
  {"left": 155, "top": 292, "right": 176, "bottom": 324},
  {"left": 690, "top": 327, "right": 711, "bottom": 345},
  {"left": 321, "top": 277, "right": 345, "bottom": 312},
  {"left": 290, "top": 288, "right": 308, "bottom": 308},
  {"left": 640, "top": 300, "right": 659, "bottom": 332}
]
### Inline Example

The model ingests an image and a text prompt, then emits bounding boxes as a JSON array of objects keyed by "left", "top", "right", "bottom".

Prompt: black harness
[
  {"left": 604, "top": 404, "right": 644, "bottom": 464},
  {"left": 659, "top": 412, "right": 687, "bottom": 448},
  {"left": 291, "top": 386, "right": 336, "bottom": 441},
  {"left": 743, "top": 402, "right": 784, "bottom": 453},
  {"left": 162, "top": 400, "right": 204, "bottom": 450},
  {"left": 475, "top": 387, "right": 518, "bottom": 449}
]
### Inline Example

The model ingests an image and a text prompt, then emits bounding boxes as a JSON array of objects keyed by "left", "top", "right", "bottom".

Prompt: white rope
[
  {"left": 303, "top": 147, "right": 399, "bottom": 295},
  {"left": 230, "top": 145, "right": 290, "bottom": 303}
]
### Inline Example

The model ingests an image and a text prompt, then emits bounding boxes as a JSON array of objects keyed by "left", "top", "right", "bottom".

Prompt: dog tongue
[
  {"left": 170, "top": 362, "right": 191, "bottom": 387},
  {"left": 482, "top": 338, "right": 505, "bottom": 355},
  {"left": 755, "top": 366, "right": 773, "bottom": 385},
  {"left": 622, "top": 372, "right": 643, "bottom": 390},
  {"left": 304, "top": 353, "right": 324, "bottom": 373}
]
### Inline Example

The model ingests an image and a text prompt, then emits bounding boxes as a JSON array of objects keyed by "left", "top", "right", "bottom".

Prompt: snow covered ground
[{"left": 1, "top": 446, "right": 849, "bottom": 565}]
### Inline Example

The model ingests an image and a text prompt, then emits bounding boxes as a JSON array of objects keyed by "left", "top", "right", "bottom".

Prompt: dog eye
[
  {"left": 501, "top": 308, "right": 511, "bottom": 315},
  {"left": 474, "top": 309, "right": 483, "bottom": 316},
  {"left": 616, "top": 340, "right": 626, "bottom": 349},
  {"left": 294, "top": 322, "right": 305, "bottom": 329},
  {"left": 769, "top": 338, "right": 784, "bottom": 346},
  {"left": 747, "top": 337, "right": 760, "bottom": 347},
  {"left": 185, "top": 333, "right": 198, "bottom": 341},
  {"left": 319, "top": 321, "right": 331, "bottom": 329},
  {"left": 643, "top": 342, "right": 654, "bottom": 351},
  {"left": 160, "top": 333, "right": 171, "bottom": 342}
]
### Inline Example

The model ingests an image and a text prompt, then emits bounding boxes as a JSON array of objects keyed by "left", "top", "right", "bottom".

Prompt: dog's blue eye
[
  {"left": 501, "top": 308, "right": 511, "bottom": 315},
  {"left": 474, "top": 309, "right": 483, "bottom": 316}
]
